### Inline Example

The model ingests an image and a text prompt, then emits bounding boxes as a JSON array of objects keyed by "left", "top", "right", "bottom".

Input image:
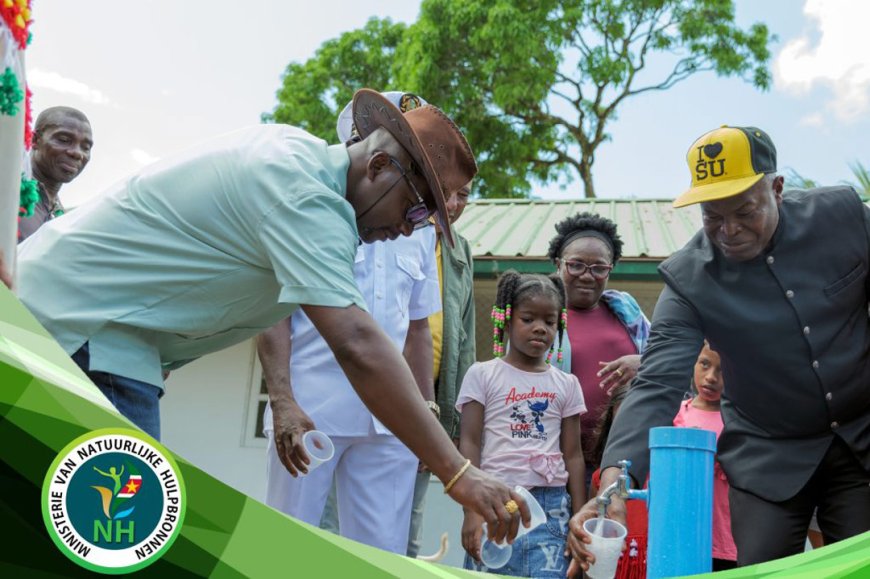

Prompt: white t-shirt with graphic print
[{"left": 456, "top": 358, "right": 586, "bottom": 489}]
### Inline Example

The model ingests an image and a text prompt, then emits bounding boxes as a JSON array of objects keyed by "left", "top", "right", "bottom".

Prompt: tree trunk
[{"left": 579, "top": 163, "right": 596, "bottom": 198}]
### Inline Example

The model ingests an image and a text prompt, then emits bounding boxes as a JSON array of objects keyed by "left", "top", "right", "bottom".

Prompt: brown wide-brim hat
[{"left": 351, "top": 88, "right": 478, "bottom": 248}]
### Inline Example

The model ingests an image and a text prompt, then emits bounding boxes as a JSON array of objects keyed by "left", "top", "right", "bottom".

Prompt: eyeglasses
[
  {"left": 355, "top": 156, "right": 433, "bottom": 228},
  {"left": 387, "top": 157, "right": 432, "bottom": 229},
  {"left": 562, "top": 260, "right": 613, "bottom": 279}
]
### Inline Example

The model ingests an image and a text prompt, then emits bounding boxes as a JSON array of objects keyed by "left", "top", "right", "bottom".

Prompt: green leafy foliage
[
  {"left": 847, "top": 161, "right": 870, "bottom": 194},
  {"left": 783, "top": 168, "right": 818, "bottom": 190},
  {"left": 784, "top": 161, "right": 870, "bottom": 195},
  {"left": 265, "top": 18, "right": 407, "bottom": 140},
  {"left": 266, "top": 0, "right": 772, "bottom": 198}
]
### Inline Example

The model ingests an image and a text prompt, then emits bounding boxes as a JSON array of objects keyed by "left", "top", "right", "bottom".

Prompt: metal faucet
[{"left": 596, "top": 459, "right": 635, "bottom": 518}]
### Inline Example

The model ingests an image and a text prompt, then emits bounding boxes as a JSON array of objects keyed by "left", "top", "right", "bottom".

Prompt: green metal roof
[
  {"left": 455, "top": 198, "right": 701, "bottom": 279},
  {"left": 456, "top": 198, "right": 699, "bottom": 260}
]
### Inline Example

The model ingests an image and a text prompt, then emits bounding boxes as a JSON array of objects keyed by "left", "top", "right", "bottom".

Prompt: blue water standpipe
[{"left": 598, "top": 426, "right": 716, "bottom": 579}]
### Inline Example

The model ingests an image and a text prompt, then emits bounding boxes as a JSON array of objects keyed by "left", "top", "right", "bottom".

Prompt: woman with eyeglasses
[{"left": 546, "top": 212, "right": 650, "bottom": 480}]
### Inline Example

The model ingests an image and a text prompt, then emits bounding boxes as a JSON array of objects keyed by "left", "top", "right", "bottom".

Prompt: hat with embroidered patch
[
  {"left": 337, "top": 91, "right": 428, "bottom": 143},
  {"left": 350, "top": 88, "right": 477, "bottom": 248},
  {"left": 673, "top": 125, "right": 777, "bottom": 208}
]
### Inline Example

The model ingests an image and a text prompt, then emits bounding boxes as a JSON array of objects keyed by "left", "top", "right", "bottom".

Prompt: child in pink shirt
[
  {"left": 672, "top": 341, "right": 737, "bottom": 570},
  {"left": 458, "top": 271, "right": 586, "bottom": 577}
]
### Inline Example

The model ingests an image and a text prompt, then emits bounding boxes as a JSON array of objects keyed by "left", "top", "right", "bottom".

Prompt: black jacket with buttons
[{"left": 602, "top": 186, "right": 870, "bottom": 501}]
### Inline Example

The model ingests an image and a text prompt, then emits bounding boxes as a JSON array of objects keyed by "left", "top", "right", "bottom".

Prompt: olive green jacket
[{"left": 436, "top": 233, "right": 476, "bottom": 439}]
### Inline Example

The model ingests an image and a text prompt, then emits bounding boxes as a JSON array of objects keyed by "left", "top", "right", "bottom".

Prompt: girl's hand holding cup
[{"left": 461, "top": 509, "right": 485, "bottom": 562}]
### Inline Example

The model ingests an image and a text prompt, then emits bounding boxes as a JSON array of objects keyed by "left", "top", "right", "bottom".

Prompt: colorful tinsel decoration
[
  {"left": 0, "top": 66, "right": 23, "bottom": 115},
  {"left": 23, "top": 85, "right": 32, "bottom": 147},
  {"left": 18, "top": 174, "right": 38, "bottom": 217},
  {"left": 0, "top": 0, "right": 33, "bottom": 50},
  {"left": 2, "top": 0, "right": 35, "bottom": 247}
]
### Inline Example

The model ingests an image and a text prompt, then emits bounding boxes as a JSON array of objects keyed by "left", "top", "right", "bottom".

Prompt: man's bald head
[{"left": 35, "top": 106, "right": 91, "bottom": 135}]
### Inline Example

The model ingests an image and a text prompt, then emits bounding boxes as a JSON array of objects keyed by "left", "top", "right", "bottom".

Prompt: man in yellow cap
[{"left": 567, "top": 125, "right": 870, "bottom": 571}]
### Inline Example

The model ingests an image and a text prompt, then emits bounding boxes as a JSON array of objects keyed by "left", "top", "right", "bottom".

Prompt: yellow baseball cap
[{"left": 673, "top": 125, "right": 777, "bottom": 208}]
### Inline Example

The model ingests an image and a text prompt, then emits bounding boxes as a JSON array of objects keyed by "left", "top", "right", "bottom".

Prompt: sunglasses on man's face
[{"left": 388, "top": 157, "right": 433, "bottom": 229}]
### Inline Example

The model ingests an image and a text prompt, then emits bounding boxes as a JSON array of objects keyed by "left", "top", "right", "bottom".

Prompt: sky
[{"left": 25, "top": 0, "right": 870, "bottom": 206}]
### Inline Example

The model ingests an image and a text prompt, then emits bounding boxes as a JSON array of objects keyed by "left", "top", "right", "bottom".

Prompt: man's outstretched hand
[{"left": 447, "top": 465, "right": 531, "bottom": 546}]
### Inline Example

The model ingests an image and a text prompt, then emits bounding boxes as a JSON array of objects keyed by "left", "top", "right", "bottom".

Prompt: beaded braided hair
[{"left": 491, "top": 270, "right": 568, "bottom": 364}]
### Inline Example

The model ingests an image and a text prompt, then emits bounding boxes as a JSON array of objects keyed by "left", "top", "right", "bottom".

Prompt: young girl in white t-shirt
[{"left": 458, "top": 270, "right": 586, "bottom": 577}]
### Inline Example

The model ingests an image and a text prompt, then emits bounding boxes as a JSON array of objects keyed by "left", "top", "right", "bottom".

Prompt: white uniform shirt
[{"left": 264, "top": 227, "right": 441, "bottom": 437}]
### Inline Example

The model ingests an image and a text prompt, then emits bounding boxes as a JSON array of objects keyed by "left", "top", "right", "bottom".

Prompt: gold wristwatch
[{"left": 426, "top": 400, "right": 441, "bottom": 419}]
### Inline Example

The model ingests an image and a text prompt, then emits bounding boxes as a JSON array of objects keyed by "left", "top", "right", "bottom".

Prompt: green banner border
[{"left": 1, "top": 284, "right": 868, "bottom": 577}]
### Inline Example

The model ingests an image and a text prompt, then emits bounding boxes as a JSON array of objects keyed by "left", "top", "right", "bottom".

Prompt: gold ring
[
  {"left": 615, "top": 368, "right": 624, "bottom": 378},
  {"left": 504, "top": 500, "right": 519, "bottom": 515}
]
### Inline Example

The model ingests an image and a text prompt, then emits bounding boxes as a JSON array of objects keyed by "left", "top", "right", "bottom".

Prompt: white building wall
[{"left": 161, "top": 340, "right": 267, "bottom": 500}]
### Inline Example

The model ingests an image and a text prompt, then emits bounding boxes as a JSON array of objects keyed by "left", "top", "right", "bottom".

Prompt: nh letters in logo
[
  {"left": 41, "top": 429, "right": 186, "bottom": 574},
  {"left": 695, "top": 142, "right": 725, "bottom": 181}
]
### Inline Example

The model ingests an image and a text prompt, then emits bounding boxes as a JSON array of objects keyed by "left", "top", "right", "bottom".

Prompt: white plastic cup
[
  {"left": 479, "top": 523, "right": 513, "bottom": 569},
  {"left": 479, "top": 486, "right": 547, "bottom": 569},
  {"left": 301, "top": 430, "right": 334, "bottom": 473},
  {"left": 512, "top": 485, "right": 547, "bottom": 539},
  {"left": 583, "top": 517, "right": 627, "bottom": 579}
]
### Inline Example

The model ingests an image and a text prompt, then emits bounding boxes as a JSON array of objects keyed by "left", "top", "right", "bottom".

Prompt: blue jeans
[
  {"left": 72, "top": 343, "right": 162, "bottom": 440},
  {"left": 464, "top": 486, "right": 572, "bottom": 577}
]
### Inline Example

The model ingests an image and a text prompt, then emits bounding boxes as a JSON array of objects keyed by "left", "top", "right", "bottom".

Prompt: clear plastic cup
[
  {"left": 512, "top": 485, "right": 547, "bottom": 539},
  {"left": 301, "top": 430, "right": 334, "bottom": 473},
  {"left": 479, "top": 523, "right": 513, "bottom": 568},
  {"left": 583, "top": 517, "right": 627, "bottom": 579},
  {"left": 479, "top": 486, "right": 547, "bottom": 569}
]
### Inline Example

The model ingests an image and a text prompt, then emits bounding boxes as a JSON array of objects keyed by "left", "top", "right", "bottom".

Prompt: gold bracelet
[{"left": 443, "top": 458, "right": 472, "bottom": 494}]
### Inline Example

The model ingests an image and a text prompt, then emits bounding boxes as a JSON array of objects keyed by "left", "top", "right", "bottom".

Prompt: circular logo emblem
[{"left": 41, "top": 429, "right": 186, "bottom": 574}]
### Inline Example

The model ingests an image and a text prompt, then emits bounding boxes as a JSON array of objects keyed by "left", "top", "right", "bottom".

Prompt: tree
[
  {"left": 265, "top": 1, "right": 772, "bottom": 198},
  {"left": 396, "top": 0, "right": 772, "bottom": 197},
  {"left": 785, "top": 161, "right": 870, "bottom": 195},
  {"left": 783, "top": 168, "right": 818, "bottom": 190},
  {"left": 847, "top": 161, "right": 870, "bottom": 194},
  {"left": 264, "top": 18, "right": 407, "bottom": 140}
]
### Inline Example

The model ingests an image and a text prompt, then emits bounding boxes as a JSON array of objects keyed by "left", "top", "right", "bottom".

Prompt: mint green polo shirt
[{"left": 18, "top": 125, "right": 366, "bottom": 388}]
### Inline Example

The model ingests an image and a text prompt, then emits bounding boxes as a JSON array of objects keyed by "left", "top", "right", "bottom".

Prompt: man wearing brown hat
[
  {"left": 17, "top": 89, "right": 531, "bottom": 541},
  {"left": 567, "top": 125, "right": 870, "bottom": 572},
  {"left": 260, "top": 91, "right": 442, "bottom": 554}
]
